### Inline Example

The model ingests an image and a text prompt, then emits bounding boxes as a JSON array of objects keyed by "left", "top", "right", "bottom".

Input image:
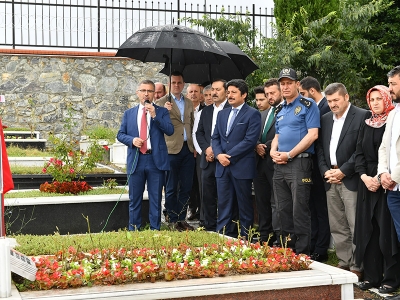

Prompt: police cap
[{"left": 278, "top": 68, "right": 297, "bottom": 81}]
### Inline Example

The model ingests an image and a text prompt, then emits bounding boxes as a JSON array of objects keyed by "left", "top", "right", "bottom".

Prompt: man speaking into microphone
[{"left": 117, "top": 79, "right": 174, "bottom": 230}]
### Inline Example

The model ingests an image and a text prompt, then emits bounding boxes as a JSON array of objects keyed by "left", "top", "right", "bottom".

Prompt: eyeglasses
[{"left": 138, "top": 89, "right": 155, "bottom": 94}]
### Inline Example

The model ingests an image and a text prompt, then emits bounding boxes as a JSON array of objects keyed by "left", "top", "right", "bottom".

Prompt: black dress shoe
[
  {"left": 310, "top": 252, "right": 328, "bottom": 262},
  {"left": 379, "top": 285, "right": 398, "bottom": 294},
  {"left": 359, "top": 281, "right": 376, "bottom": 290},
  {"left": 177, "top": 221, "right": 194, "bottom": 231}
]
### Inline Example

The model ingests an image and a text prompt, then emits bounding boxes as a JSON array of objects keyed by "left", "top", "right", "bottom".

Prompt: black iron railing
[{"left": 0, "top": 0, "right": 274, "bottom": 51}]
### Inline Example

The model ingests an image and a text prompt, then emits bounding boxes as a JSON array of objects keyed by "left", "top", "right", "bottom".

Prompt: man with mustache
[
  {"left": 196, "top": 79, "right": 230, "bottom": 231},
  {"left": 317, "top": 82, "right": 369, "bottom": 281}
]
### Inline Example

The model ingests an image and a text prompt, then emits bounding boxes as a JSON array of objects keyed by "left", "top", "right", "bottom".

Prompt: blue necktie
[{"left": 226, "top": 108, "right": 239, "bottom": 135}]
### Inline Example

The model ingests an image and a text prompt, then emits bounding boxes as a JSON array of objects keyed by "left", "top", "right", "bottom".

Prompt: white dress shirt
[
  {"left": 192, "top": 110, "right": 203, "bottom": 154},
  {"left": 212, "top": 99, "right": 228, "bottom": 136},
  {"left": 329, "top": 103, "right": 351, "bottom": 165},
  {"left": 137, "top": 104, "right": 151, "bottom": 150}
]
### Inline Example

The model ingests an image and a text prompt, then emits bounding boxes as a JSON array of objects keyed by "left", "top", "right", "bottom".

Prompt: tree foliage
[
  {"left": 274, "top": 0, "right": 339, "bottom": 36},
  {"left": 185, "top": 0, "right": 393, "bottom": 103}
]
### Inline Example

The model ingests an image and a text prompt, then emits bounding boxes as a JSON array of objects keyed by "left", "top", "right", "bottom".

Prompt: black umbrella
[
  {"left": 116, "top": 25, "right": 230, "bottom": 75},
  {"left": 159, "top": 41, "right": 259, "bottom": 85}
]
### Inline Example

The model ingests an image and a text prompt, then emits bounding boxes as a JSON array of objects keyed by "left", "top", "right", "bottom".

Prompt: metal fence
[{"left": 0, "top": 0, "right": 274, "bottom": 51}]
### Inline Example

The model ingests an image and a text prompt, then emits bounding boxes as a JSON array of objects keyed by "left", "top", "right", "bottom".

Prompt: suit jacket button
[{"left": 227, "top": 141, "right": 229, "bottom": 144}]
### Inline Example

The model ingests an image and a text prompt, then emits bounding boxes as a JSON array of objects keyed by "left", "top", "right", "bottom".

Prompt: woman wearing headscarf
[{"left": 354, "top": 85, "right": 400, "bottom": 293}]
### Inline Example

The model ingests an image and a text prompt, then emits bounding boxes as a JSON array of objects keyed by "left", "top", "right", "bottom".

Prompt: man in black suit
[
  {"left": 196, "top": 79, "right": 230, "bottom": 231},
  {"left": 299, "top": 76, "right": 331, "bottom": 262},
  {"left": 254, "top": 78, "right": 283, "bottom": 245},
  {"left": 317, "top": 82, "right": 370, "bottom": 280}
]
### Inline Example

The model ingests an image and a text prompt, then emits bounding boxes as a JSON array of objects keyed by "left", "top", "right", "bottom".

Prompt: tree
[
  {"left": 274, "top": 0, "right": 339, "bottom": 35},
  {"left": 185, "top": 0, "right": 391, "bottom": 103}
]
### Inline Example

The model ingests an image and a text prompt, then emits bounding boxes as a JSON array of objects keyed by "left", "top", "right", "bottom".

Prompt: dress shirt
[
  {"left": 262, "top": 101, "right": 283, "bottom": 133},
  {"left": 192, "top": 110, "right": 202, "bottom": 154},
  {"left": 329, "top": 103, "right": 351, "bottom": 166},
  {"left": 390, "top": 104, "right": 400, "bottom": 190},
  {"left": 137, "top": 104, "right": 152, "bottom": 150},
  {"left": 211, "top": 99, "right": 228, "bottom": 136},
  {"left": 172, "top": 93, "right": 187, "bottom": 141},
  {"left": 226, "top": 103, "right": 244, "bottom": 135}
]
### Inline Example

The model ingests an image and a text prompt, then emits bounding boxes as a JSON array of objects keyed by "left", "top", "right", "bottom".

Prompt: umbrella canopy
[
  {"left": 116, "top": 25, "right": 229, "bottom": 68},
  {"left": 159, "top": 41, "right": 259, "bottom": 85}
]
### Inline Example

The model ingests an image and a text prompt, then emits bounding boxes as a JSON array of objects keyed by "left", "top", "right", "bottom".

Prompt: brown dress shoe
[{"left": 177, "top": 221, "right": 194, "bottom": 231}]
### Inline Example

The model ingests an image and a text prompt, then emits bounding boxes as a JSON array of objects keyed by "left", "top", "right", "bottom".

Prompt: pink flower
[
  {"left": 42, "top": 168, "right": 47, "bottom": 173},
  {"left": 69, "top": 168, "right": 75, "bottom": 174}
]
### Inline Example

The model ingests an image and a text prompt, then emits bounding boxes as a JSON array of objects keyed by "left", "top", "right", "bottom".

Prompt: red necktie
[{"left": 140, "top": 107, "right": 147, "bottom": 154}]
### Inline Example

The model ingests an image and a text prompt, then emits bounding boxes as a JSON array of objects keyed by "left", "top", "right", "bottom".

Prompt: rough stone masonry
[{"left": 0, "top": 53, "right": 167, "bottom": 141}]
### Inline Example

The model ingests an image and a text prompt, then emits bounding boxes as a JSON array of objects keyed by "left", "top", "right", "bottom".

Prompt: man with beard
[
  {"left": 378, "top": 67, "right": 400, "bottom": 280},
  {"left": 254, "top": 78, "right": 283, "bottom": 245},
  {"left": 299, "top": 76, "right": 331, "bottom": 262},
  {"left": 196, "top": 79, "right": 230, "bottom": 231}
]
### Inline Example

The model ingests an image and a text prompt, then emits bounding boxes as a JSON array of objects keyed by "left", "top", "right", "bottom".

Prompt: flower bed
[{"left": 18, "top": 240, "right": 311, "bottom": 291}]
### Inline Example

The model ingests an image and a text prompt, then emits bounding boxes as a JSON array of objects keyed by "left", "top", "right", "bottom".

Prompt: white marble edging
[
  {"left": 11, "top": 261, "right": 357, "bottom": 300},
  {"left": 4, "top": 192, "right": 148, "bottom": 206}
]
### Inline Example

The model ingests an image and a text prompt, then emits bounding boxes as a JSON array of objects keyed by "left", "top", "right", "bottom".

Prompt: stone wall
[{"left": 0, "top": 53, "right": 168, "bottom": 141}]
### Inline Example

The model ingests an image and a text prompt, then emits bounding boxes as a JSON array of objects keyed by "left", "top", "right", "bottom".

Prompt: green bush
[{"left": 83, "top": 125, "right": 117, "bottom": 143}]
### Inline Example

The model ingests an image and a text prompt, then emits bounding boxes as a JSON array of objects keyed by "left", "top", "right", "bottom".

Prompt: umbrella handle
[{"left": 163, "top": 53, "right": 172, "bottom": 103}]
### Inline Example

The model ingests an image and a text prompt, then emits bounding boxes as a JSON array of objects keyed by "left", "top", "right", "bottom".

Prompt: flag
[{"left": 0, "top": 119, "right": 14, "bottom": 237}]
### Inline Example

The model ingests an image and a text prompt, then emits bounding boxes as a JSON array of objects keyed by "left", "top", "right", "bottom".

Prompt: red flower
[
  {"left": 103, "top": 145, "right": 109, "bottom": 151},
  {"left": 42, "top": 168, "right": 47, "bottom": 173}
]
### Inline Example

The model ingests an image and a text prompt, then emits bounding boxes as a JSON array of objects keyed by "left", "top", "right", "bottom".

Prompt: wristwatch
[
  {"left": 287, "top": 152, "right": 293, "bottom": 162},
  {"left": 377, "top": 173, "right": 382, "bottom": 184}
]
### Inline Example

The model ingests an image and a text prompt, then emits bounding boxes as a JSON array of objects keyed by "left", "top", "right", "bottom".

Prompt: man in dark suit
[
  {"left": 212, "top": 79, "right": 261, "bottom": 238},
  {"left": 254, "top": 78, "right": 283, "bottom": 245},
  {"left": 156, "top": 71, "right": 196, "bottom": 231},
  {"left": 317, "top": 82, "right": 369, "bottom": 280},
  {"left": 299, "top": 76, "right": 331, "bottom": 262},
  {"left": 117, "top": 79, "right": 174, "bottom": 231},
  {"left": 196, "top": 79, "right": 230, "bottom": 231}
]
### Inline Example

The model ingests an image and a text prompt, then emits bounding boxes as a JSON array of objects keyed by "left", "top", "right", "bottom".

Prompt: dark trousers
[
  {"left": 201, "top": 161, "right": 218, "bottom": 231},
  {"left": 309, "top": 161, "right": 331, "bottom": 255},
  {"left": 273, "top": 157, "right": 312, "bottom": 255},
  {"left": 388, "top": 191, "right": 400, "bottom": 242},
  {"left": 188, "top": 154, "right": 202, "bottom": 217},
  {"left": 253, "top": 158, "right": 275, "bottom": 241},
  {"left": 363, "top": 216, "right": 400, "bottom": 287},
  {"left": 216, "top": 167, "right": 253, "bottom": 238},
  {"left": 165, "top": 143, "right": 195, "bottom": 223},
  {"left": 128, "top": 153, "right": 164, "bottom": 230}
]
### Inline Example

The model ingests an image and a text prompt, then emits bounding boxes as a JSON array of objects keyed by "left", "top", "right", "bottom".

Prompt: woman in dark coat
[{"left": 354, "top": 85, "right": 400, "bottom": 293}]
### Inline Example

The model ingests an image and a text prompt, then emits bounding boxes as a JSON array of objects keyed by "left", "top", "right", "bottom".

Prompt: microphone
[{"left": 144, "top": 100, "right": 151, "bottom": 104}]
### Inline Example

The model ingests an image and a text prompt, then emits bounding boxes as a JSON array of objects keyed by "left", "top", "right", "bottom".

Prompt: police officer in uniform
[{"left": 270, "top": 68, "right": 320, "bottom": 255}]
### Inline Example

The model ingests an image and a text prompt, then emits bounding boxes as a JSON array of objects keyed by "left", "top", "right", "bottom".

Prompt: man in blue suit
[
  {"left": 117, "top": 79, "right": 174, "bottom": 231},
  {"left": 212, "top": 79, "right": 261, "bottom": 238}
]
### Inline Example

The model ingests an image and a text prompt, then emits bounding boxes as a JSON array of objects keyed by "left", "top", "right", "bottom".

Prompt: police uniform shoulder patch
[
  {"left": 299, "top": 97, "right": 311, "bottom": 108},
  {"left": 294, "top": 106, "right": 302, "bottom": 115}
]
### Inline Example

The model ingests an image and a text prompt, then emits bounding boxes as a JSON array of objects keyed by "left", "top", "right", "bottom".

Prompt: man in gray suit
[
  {"left": 254, "top": 78, "right": 283, "bottom": 245},
  {"left": 317, "top": 82, "right": 370, "bottom": 280}
]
